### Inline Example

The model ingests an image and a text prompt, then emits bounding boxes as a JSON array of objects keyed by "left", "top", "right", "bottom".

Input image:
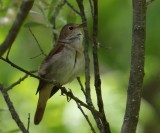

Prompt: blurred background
[{"left": 0, "top": 0, "right": 160, "bottom": 133}]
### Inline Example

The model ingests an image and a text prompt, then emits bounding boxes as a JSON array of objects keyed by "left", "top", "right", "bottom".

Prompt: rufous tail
[{"left": 34, "top": 84, "right": 53, "bottom": 125}]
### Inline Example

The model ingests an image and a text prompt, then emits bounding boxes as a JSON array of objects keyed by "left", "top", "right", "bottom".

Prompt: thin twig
[
  {"left": 50, "top": 0, "right": 66, "bottom": 43},
  {"left": 0, "top": 0, "right": 34, "bottom": 57},
  {"left": 76, "top": 102, "right": 96, "bottom": 133},
  {"left": 146, "top": 0, "right": 155, "bottom": 6},
  {"left": 60, "top": 87, "right": 101, "bottom": 117},
  {"left": 6, "top": 47, "right": 11, "bottom": 59},
  {"left": 92, "top": 0, "right": 110, "bottom": 132},
  {"left": 0, "top": 57, "right": 39, "bottom": 79},
  {"left": 0, "top": 85, "right": 28, "bottom": 133},
  {"left": 30, "top": 53, "right": 44, "bottom": 59},
  {"left": 76, "top": 0, "right": 91, "bottom": 107},
  {"left": 76, "top": 0, "right": 104, "bottom": 132},
  {"left": 89, "top": 0, "right": 94, "bottom": 17},
  {"left": 27, "top": 113, "right": 30, "bottom": 132},
  {"left": 65, "top": 0, "right": 81, "bottom": 16},
  {"left": 77, "top": 77, "right": 86, "bottom": 95},
  {"left": 88, "top": 37, "right": 112, "bottom": 50},
  {"left": 0, "top": 57, "right": 59, "bottom": 86},
  {"left": 6, "top": 74, "right": 29, "bottom": 91},
  {"left": 28, "top": 27, "right": 46, "bottom": 56}
]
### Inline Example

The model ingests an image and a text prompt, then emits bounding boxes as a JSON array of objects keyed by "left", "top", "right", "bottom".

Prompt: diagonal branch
[
  {"left": 28, "top": 27, "right": 46, "bottom": 56},
  {"left": 77, "top": 77, "right": 86, "bottom": 95},
  {"left": 0, "top": 0, "right": 34, "bottom": 57},
  {"left": 0, "top": 85, "right": 29, "bottom": 133},
  {"left": 0, "top": 57, "right": 59, "bottom": 86},
  {"left": 64, "top": 0, "right": 81, "bottom": 16},
  {"left": 6, "top": 74, "right": 29, "bottom": 91},
  {"left": 76, "top": 102, "right": 96, "bottom": 133},
  {"left": 0, "top": 57, "right": 40, "bottom": 80},
  {"left": 60, "top": 87, "right": 101, "bottom": 117}
]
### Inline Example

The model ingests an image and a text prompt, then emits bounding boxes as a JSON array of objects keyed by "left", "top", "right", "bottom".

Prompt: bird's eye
[{"left": 68, "top": 26, "right": 73, "bottom": 30}]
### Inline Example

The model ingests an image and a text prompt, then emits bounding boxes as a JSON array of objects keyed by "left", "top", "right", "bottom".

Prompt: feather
[{"left": 34, "top": 83, "right": 53, "bottom": 125}]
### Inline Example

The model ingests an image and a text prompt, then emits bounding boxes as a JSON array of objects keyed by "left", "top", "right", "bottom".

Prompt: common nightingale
[{"left": 34, "top": 23, "right": 85, "bottom": 125}]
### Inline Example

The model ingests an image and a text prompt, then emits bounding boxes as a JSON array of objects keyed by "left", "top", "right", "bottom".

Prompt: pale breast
[{"left": 68, "top": 50, "right": 84, "bottom": 82}]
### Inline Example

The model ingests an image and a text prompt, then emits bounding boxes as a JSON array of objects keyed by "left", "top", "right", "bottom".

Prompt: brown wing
[
  {"left": 36, "top": 43, "right": 64, "bottom": 94},
  {"left": 36, "top": 80, "right": 46, "bottom": 94},
  {"left": 44, "top": 43, "right": 64, "bottom": 62}
]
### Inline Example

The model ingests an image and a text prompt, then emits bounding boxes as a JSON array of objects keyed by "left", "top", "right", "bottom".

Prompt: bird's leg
[{"left": 60, "top": 87, "right": 73, "bottom": 102}]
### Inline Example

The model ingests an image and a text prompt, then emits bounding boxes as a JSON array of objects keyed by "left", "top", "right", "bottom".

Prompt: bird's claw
[{"left": 60, "top": 87, "right": 73, "bottom": 102}]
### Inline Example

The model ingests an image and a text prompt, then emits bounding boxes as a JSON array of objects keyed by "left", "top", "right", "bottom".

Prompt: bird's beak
[{"left": 76, "top": 23, "right": 86, "bottom": 29}]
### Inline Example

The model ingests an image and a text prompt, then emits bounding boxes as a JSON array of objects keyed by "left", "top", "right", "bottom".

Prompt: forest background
[{"left": 0, "top": 0, "right": 160, "bottom": 133}]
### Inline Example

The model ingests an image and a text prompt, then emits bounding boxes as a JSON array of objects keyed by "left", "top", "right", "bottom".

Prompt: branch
[
  {"left": 89, "top": 0, "right": 94, "bottom": 17},
  {"left": 27, "top": 113, "right": 30, "bottom": 132},
  {"left": 76, "top": 0, "right": 91, "bottom": 108},
  {"left": 6, "top": 74, "right": 29, "bottom": 91},
  {"left": 146, "top": 0, "right": 155, "bottom": 6},
  {"left": 0, "top": 57, "right": 38, "bottom": 79},
  {"left": 0, "top": 0, "right": 34, "bottom": 57},
  {"left": 60, "top": 87, "right": 101, "bottom": 117},
  {"left": 28, "top": 27, "right": 46, "bottom": 57},
  {"left": 0, "top": 57, "right": 59, "bottom": 86},
  {"left": 77, "top": 77, "right": 86, "bottom": 95},
  {"left": 0, "top": 85, "right": 28, "bottom": 133},
  {"left": 92, "top": 0, "right": 110, "bottom": 132},
  {"left": 50, "top": 0, "right": 66, "bottom": 43},
  {"left": 76, "top": 0, "right": 104, "bottom": 132},
  {"left": 0, "top": 57, "right": 60, "bottom": 90},
  {"left": 121, "top": 0, "right": 146, "bottom": 133},
  {"left": 76, "top": 102, "right": 96, "bottom": 133},
  {"left": 65, "top": 0, "right": 81, "bottom": 16}
]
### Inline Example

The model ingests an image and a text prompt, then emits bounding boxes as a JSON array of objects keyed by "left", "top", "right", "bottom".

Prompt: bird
[{"left": 34, "top": 23, "right": 85, "bottom": 125}]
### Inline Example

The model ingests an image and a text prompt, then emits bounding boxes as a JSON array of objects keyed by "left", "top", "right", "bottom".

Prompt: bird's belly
[
  {"left": 48, "top": 50, "right": 75, "bottom": 85},
  {"left": 68, "top": 52, "right": 84, "bottom": 82},
  {"left": 41, "top": 49, "right": 84, "bottom": 85}
]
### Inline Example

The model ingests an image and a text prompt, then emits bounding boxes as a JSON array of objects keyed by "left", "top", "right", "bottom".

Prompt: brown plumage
[{"left": 34, "top": 23, "right": 85, "bottom": 125}]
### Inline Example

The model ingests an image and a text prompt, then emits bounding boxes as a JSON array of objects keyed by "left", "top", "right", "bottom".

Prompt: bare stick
[
  {"left": 146, "top": 0, "right": 155, "bottom": 6},
  {"left": 76, "top": 102, "right": 96, "bottom": 133},
  {"left": 77, "top": 77, "right": 86, "bottom": 95},
  {"left": 76, "top": 0, "right": 91, "bottom": 108},
  {"left": 27, "top": 113, "right": 30, "bottom": 132},
  {"left": 0, "top": 57, "right": 39, "bottom": 80},
  {"left": 65, "top": 0, "right": 81, "bottom": 16},
  {"left": 0, "top": 57, "right": 59, "bottom": 85},
  {"left": 121, "top": 0, "right": 146, "bottom": 133},
  {"left": 0, "top": 85, "right": 28, "bottom": 133},
  {"left": 76, "top": 0, "right": 103, "bottom": 132},
  {"left": 60, "top": 87, "right": 101, "bottom": 117},
  {"left": 92, "top": 0, "right": 110, "bottom": 133},
  {"left": 50, "top": 0, "right": 66, "bottom": 43},
  {"left": 28, "top": 27, "right": 46, "bottom": 56},
  {"left": 6, "top": 74, "right": 29, "bottom": 91},
  {"left": 0, "top": 0, "right": 34, "bottom": 57},
  {"left": 89, "top": 0, "right": 94, "bottom": 17}
]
